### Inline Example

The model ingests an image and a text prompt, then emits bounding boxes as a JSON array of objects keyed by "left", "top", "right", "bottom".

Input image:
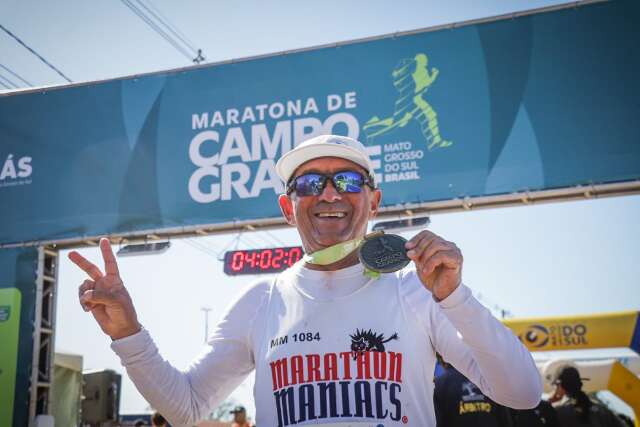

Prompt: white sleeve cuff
[
  {"left": 437, "top": 283, "right": 471, "bottom": 309},
  {"left": 110, "top": 327, "right": 152, "bottom": 360}
]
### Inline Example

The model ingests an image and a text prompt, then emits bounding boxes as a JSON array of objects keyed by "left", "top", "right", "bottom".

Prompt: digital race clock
[{"left": 223, "top": 246, "right": 304, "bottom": 275}]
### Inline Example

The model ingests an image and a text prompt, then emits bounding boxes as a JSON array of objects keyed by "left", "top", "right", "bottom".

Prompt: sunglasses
[{"left": 286, "top": 170, "right": 375, "bottom": 196}]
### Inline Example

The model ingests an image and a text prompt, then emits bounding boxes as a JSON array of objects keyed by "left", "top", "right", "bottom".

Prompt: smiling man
[{"left": 69, "top": 134, "right": 542, "bottom": 427}]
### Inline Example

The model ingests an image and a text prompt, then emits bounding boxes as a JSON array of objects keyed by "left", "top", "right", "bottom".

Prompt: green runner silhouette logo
[{"left": 364, "top": 53, "right": 452, "bottom": 150}]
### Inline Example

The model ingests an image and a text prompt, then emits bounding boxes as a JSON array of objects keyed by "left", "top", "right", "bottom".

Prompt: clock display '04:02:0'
[{"left": 223, "top": 246, "right": 304, "bottom": 275}]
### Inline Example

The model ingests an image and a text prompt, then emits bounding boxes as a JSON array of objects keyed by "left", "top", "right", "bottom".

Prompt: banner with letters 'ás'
[{"left": 1, "top": 0, "right": 639, "bottom": 244}]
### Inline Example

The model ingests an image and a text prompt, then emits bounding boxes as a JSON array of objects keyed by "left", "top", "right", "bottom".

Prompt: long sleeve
[
  {"left": 430, "top": 283, "right": 542, "bottom": 409},
  {"left": 400, "top": 270, "right": 542, "bottom": 410},
  {"left": 111, "top": 280, "right": 271, "bottom": 427}
]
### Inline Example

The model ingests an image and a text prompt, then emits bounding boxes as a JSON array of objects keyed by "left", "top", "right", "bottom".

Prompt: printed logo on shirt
[
  {"left": 269, "top": 350, "right": 405, "bottom": 426},
  {"left": 459, "top": 381, "right": 493, "bottom": 414},
  {"left": 459, "top": 401, "right": 493, "bottom": 414},
  {"left": 350, "top": 329, "right": 399, "bottom": 360},
  {"left": 460, "top": 381, "right": 484, "bottom": 402}
]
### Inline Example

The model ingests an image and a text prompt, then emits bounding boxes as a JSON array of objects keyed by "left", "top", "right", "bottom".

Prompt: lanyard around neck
[{"left": 302, "top": 231, "right": 384, "bottom": 278}]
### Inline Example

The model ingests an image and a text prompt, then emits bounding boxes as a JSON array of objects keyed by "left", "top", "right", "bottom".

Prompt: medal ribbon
[
  {"left": 303, "top": 238, "right": 363, "bottom": 265},
  {"left": 303, "top": 232, "right": 384, "bottom": 278}
]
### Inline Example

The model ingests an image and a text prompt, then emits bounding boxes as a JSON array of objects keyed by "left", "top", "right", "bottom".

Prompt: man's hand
[
  {"left": 68, "top": 238, "right": 141, "bottom": 340},
  {"left": 405, "top": 230, "right": 463, "bottom": 301}
]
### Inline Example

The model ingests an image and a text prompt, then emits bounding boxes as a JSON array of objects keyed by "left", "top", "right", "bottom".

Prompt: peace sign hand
[{"left": 69, "top": 238, "right": 141, "bottom": 340}]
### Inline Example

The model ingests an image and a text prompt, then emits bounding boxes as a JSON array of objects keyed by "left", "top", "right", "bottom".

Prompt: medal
[{"left": 358, "top": 231, "right": 410, "bottom": 273}]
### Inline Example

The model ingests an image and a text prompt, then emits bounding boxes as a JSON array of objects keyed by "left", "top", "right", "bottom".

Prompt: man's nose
[{"left": 318, "top": 179, "right": 342, "bottom": 202}]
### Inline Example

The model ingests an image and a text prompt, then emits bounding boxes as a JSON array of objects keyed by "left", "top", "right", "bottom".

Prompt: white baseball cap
[{"left": 275, "top": 134, "right": 376, "bottom": 184}]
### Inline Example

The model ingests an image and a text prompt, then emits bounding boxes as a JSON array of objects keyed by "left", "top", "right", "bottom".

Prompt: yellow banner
[
  {"left": 503, "top": 311, "right": 639, "bottom": 352},
  {"left": 607, "top": 362, "right": 640, "bottom": 427}
]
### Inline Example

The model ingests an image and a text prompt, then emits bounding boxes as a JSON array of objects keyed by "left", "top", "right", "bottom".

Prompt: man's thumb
[{"left": 80, "top": 289, "right": 117, "bottom": 307}]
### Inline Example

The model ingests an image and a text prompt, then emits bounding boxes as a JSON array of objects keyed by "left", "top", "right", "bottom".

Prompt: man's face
[
  {"left": 553, "top": 383, "right": 566, "bottom": 399},
  {"left": 233, "top": 411, "right": 246, "bottom": 423},
  {"left": 278, "top": 157, "right": 381, "bottom": 254},
  {"left": 233, "top": 412, "right": 247, "bottom": 423}
]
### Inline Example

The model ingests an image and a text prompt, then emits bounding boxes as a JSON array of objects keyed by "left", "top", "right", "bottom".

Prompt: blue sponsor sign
[{"left": 1, "top": 0, "right": 639, "bottom": 244}]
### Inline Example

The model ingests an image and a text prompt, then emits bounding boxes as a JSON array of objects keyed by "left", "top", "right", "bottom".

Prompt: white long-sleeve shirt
[{"left": 112, "top": 262, "right": 542, "bottom": 426}]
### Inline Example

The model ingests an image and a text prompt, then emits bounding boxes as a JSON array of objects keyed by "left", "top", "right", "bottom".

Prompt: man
[
  {"left": 70, "top": 134, "right": 542, "bottom": 426},
  {"left": 434, "top": 356, "right": 513, "bottom": 427},
  {"left": 229, "top": 406, "right": 252, "bottom": 427},
  {"left": 548, "top": 366, "right": 625, "bottom": 427}
]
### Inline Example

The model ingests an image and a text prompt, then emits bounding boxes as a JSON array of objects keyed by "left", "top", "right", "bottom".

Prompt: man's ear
[
  {"left": 278, "top": 194, "right": 296, "bottom": 226},
  {"left": 369, "top": 189, "right": 382, "bottom": 219}
]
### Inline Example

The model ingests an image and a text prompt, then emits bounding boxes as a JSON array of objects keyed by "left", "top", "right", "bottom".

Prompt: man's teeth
[{"left": 317, "top": 212, "right": 346, "bottom": 218}]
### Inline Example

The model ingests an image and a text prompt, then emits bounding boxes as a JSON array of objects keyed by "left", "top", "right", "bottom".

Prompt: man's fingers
[
  {"left": 405, "top": 230, "right": 437, "bottom": 251},
  {"left": 416, "top": 241, "right": 452, "bottom": 266},
  {"left": 79, "top": 289, "right": 118, "bottom": 307},
  {"left": 89, "top": 305, "right": 111, "bottom": 328},
  {"left": 406, "top": 233, "right": 438, "bottom": 259},
  {"left": 421, "top": 250, "right": 461, "bottom": 277},
  {"left": 99, "top": 238, "right": 120, "bottom": 277},
  {"left": 78, "top": 279, "right": 95, "bottom": 298},
  {"left": 68, "top": 251, "right": 104, "bottom": 281},
  {"left": 78, "top": 279, "right": 95, "bottom": 311}
]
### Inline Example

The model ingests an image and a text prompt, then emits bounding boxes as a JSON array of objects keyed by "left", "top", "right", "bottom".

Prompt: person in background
[
  {"left": 229, "top": 405, "right": 253, "bottom": 427},
  {"left": 549, "top": 366, "right": 625, "bottom": 427},
  {"left": 434, "top": 355, "right": 514, "bottom": 427},
  {"left": 510, "top": 400, "right": 558, "bottom": 427},
  {"left": 615, "top": 413, "right": 635, "bottom": 427},
  {"left": 151, "top": 411, "right": 168, "bottom": 427}
]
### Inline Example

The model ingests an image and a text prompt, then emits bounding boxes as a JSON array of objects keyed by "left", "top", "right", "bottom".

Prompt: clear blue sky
[{"left": 2, "top": 0, "right": 638, "bottom": 421}]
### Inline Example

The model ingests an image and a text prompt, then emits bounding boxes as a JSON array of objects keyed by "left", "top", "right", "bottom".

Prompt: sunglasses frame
[{"left": 286, "top": 170, "right": 376, "bottom": 196}]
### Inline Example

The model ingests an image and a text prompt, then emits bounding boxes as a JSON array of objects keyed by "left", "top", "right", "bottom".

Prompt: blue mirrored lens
[
  {"left": 295, "top": 174, "right": 325, "bottom": 196},
  {"left": 333, "top": 171, "right": 364, "bottom": 193}
]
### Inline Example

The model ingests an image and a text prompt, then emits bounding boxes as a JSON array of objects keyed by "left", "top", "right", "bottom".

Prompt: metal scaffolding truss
[{"left": 29, "top": 247, "right": 59, "bottom": 424}]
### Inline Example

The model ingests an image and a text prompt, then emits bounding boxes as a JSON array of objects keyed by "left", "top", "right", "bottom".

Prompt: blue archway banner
[{"left": 1, "top": 0, "right": 639, "bottom": 244}]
